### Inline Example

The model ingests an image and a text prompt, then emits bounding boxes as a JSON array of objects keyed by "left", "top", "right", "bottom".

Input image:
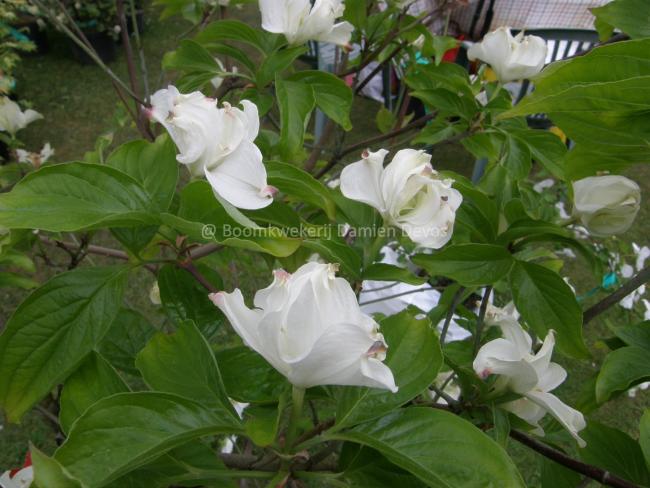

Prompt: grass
[{"left": 1, "top": 1, "right": 649, "bottom": 484}]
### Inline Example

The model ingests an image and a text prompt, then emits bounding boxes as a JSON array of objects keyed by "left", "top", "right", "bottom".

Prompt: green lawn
[{"left": 1, "top": 2, "right": 649, "bottom": 484}]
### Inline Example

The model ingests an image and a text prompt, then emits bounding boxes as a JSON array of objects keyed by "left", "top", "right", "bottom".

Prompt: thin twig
[
  {"left": 315, "top": 112, "right": 436, "bottom": 179},
  {"left": 583, "top": 265, "right": 650, "bottom": 324},
  {"left": 510, "top": 430, "right": 639, "bottom": 488},
  {"left": 179, "top": 259, "right": 218, "bottom": 293},
  {"left": 473, "top": 286, "right": 492, "bottom": 354},
  {"left": 358, "top": 286, "right": 435, "bottom": 306},
  {"left": 440, "top": 287, "right": 465, "bottom": 344}
]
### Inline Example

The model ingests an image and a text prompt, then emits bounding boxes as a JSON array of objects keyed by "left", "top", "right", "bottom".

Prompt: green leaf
[
  {"left": 342, "top": 0, "right": 367, "bottom": 29},
  {"left": 215, "top": 346, "right": 287, "bottom": 403},
  {"left": 596, "top": 346, "right": 650, "bottom": 402},
  {"left": 107, "top": 135, "right": 178, "bottom": 212},
  {"left": 540, "top": 457, "right": 580, "bottom": 488},
  {"left": 501, "top": 39, "right": 650, "bottom": 175},
  {"left": 54, "top": 392, "right": 242, "bottom": 487},
  {"left": 335, "top": 311, "right": 442, "bottom": 428},
  {"left": 0, "top": 271, "right": 38, "bottom": 289},
  {"left": 509, "top": 261, "right": 588, "bottom": 358},
  {"left": 511, "top": 129, "right": 567, "bottom": 180},
  {"left": 98, "top": 308, "right": 156, "bottom": 376},
  {"left": 591, "top": 0, "right": 650, "bottom": 39},
  {"left": 32, "top": 446, "right": 82, "bottom": 488},
  {"left": 413, "top": 89, "right": 478, "bottom": 120},
  {"left": 136, "top": 320, "right": 236, "bottom": 418},
  {"left": 275, "top": 75, "right": 315, "bottom": 161},
  {"left": 257, "top": 46, "right": 307, "bottom": 87},
  {"left": 163, "top": 39, "right": 223, "bottom": 76},
  {"left": 59, "top": 352, "right": 129, "bottom": 434},
  {"left": 611, "top": 321, "right": 650, "bottom": 350},
  {"left": 0, "top": 163, "right": 157, "bottom": 232},
  {"left": 194, "top": 19, "right": 269, "bottom": 54},
  {"left": 0, "top": 266, "right": 128, "bottom": 422},
  {"left": 244, "top": 404, "right": 282, "bottom": 447},
  {"left": 376, "top": 105, "right": 396, "bottom": 134},
  {"left": 501, "top": 134, "right": 532, "bottom": 180},
  {"left": 302, "top": 237, "right": 362, "bottom": 279},
  {"left": 107, "top": 135, "right": 178, "bottom": 254},
  {"left": 104, "top": 441, "right": 235, "bottom": 488},
  {"left": 412, "top": 244, "right": 514, "bottom": 286},
  {"left": 641, "top": 410, "right": 650, "bottom": 471},
  {"left": 363, "top": 263, "right": 426, "bottom": 286},
  {"left": 158, "top": 263, "right": 224, "bottom": 340},
  {"left": 291, "top": 70, "right": 354, "bottom": 130},
  {"left": 330, "top": 407, "right": 525, "bottom": 487},
  {"left": 266, "top": 161, "right": 336, "bottom": 220},
  {"left": 579, "top": 422, "right": 650, "bottom": 486},
  {"left": 162, "top": 181, "right": 301, "bottom": 257},
  {"left": 341, "top": 446, "right": 427, "bottom": 487},
  {"left": 431, "top": 36, "right": 459, "bottom": 65}
]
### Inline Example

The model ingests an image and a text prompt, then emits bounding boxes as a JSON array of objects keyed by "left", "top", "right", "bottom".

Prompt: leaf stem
[{"left": 285, "top": 386, "right": 306, "bottom": 452}]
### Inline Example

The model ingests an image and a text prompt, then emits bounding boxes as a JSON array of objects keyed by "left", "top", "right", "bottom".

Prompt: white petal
[
  {"left": 536, "top": 362, "right": 567, "bottom": 392},
  {"left": 502, "top": 397, "right": 546, "bottom": 435},
  {"left": 340, "top": 149, "right": 388, "bottom": 212},
  {"left": 204, "top": 141, "right": 275, "bottom": 210},
  {"left": 474, "top": 338, "right": 539, "bottom": 394},
  {"left": 318, "top": 21, "right": 354, "bottom": 45},
  {"left": 239, "top": 100, "right": 260, "bottom": 142},
  {"left": 287, "top": 321, "right": 397, "bottom": 392},
  {"left": 526, "top": 391, "right": 586, "bottom": 447},
  {"left": 209, "top": 290, "right": 263, "bottom": 352}
]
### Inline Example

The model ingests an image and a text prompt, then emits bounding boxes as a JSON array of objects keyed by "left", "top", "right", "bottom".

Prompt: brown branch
[
  {"left": 189, "top": 242, "right": 224, "bottom": 260},
  {"left": 40, "top": 236, "right": 130, "bottom": 261},
  {"left": 116, "top": 0, "right": 154, "bottom": 141},
  {"left": 315, "top": 112, "right": 436, "bottom": 179},
  {"left": 295, "top": 418, "right": 335, "bottom": 446},
  {"left": 510, "top": 430, "right": 640, "bottom": 488},
  {"left": 583, "top": 265, "right": 650, "bottom": 324},
  {"left": 179, "top": 259, "right": 218, "bottom": 293}
]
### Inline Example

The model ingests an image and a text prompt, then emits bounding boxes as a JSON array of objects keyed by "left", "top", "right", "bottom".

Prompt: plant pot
[
  {"left": 11, "top": 16, "right": 50, "bottom": 55},
  {"left": 69, "top": 31, "right": 117, "bottom": 65}
]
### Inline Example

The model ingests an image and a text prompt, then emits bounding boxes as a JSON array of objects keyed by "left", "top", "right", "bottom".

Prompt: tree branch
[
  {"left": 583, "top": 265, "right": 650, "bottom": 324},
  {"left": 509, "top": 430, "right": 639, "bottom": 488},
  {"left": 315, "top": 112, "right": 436, "bottom": 179}
]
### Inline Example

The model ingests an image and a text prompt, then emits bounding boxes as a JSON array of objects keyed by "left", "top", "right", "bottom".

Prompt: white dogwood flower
[
  {"left": 149, "top": 86, "right": 275, "bottom": 210},
  {"left": 210, "top": 262, "right": 398, "bottom": 392},
  {"left": 573, "top": 175, "right": 641, "bottom": 237},
  {"left": 0, "top": 97, "right": 42, "bottom": 136},
  {"left": 468, "top": 27, "right": 547, "bottom": 83},
  {"left": 474, "top": 307, "right": 586, "bottom": 446},
  {"left": 340, "top": 149, "right": 462, "bottom": 248},
  {"left": 259, "top": 0, "right": 354, "bottom": 46}
]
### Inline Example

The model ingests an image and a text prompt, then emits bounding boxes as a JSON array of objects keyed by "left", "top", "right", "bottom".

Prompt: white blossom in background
[
  {"left": 15, "top": 143, "right": 54, "bottom": 169},
  {"left": 221, "top": 400, "right": 249, "bottom": 453},
  {"left": 644, "top": 299, "right": 650, "bottom": 321},
  {"left": 210, "top": 262, "right": 398, "bottom": 392},
  {"left": 0, "top": 97, "right": 43, "bottom": 136},
  {"left": 572, "top": 175, "right": 641, "bottom": 237},
  {"left": 430, "top": 371, "right": 461, "bottom": 406},
  {"left": 360, "top": 246, "right": 470, "bottom": 341},
  {"left": 628, "top": 381, "right": 650, "bottom": 398},
  {"left": 467, "top": 27, "right": 547, "bottom": 83},
  {"left": 149, "top": 86, "right": 275, "bottom": 210},
  {"left": 259, "top": 0, "right": 354, "bottom": 46},
  {"left": 474, "top": 304, "right": 586, "bottom": 446},
  {"left": 618, "top": 243, "right": 650, "bottom": 310},
  {"left": 341, "top": 149, "right": 462, "bottom": 248},
  {"left": 533, "top": 178, "right": 555, "bottom": 193},
  {"left": 149, "top": 281, "right": 161, "bottom": 305},
  {"left": 210, "top": 58, "right": 238, "bottom": 90},
  {"left": 0, "top": 465, "right": 33, "bottom": 488}
]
